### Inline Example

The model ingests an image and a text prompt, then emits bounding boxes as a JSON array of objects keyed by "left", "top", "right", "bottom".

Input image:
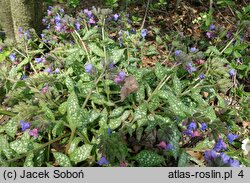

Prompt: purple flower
[
  {"left": 199, "top": 74, "right": 205, "bottom": 79},
  {"left": 48, "top": 6, "right": 52, "bottom": 11},
  {"left": 55, "top": 22, "right": 62, "bottom": 32},
  {"left": 113, "top": 14, "right": 119, "bottom": 21},
  {"left": 24, "top": 31, "right": 31, "bottom": 39},
  {"left": 98, "top": 156, "right": 110, "bottom": 166},
  {"left": 228, "top": 159, "right": 240, "bottom": 167},
  {"left": 108, "top": 61, "right": 115, "bottom": 69},
  {"left": 0, "top": 47, "right": 3, "bottom": 53},
  {"left": 200, "top": 122, "right": 207, "bottom": 131},
  {"left": 188, "top": 121, "right": 197, "bottom": 130},
  {"left": 47, "top": 10, "right": 52, "bottom": 16},
  {"left": 220, "top": 153, "right": 230, "bottom": 164},
  {"left": 114, "top": 71, "right": 126, "bottom": 84},
  {"left": 228, "top": 69, "right": 236, "bottom": 77},
  {"left": 156, "top": 141, "right": 167, "bottom": 149},
  {"left": 185, "top": 62, "right": 197, "bottom": 74},
  {"left": 227, "top": 133, "right": 238, "bottom": 144},
  {"left": 182, "top": 129, "right": 193, "bottom": 137},
  {"left": 41, "top": 85, "right": 49, "bottom": 93},
  {"left": 18, "top": 27, "right": 23, "bottom": 35},
  {"left": 85, "top": 63, "right": 93, "bottom": 73},
  {"left": 141, "top": 29, "right": 148, "bottom": 38},
  {"left": 35, "top": 57, "right": 43, "bottom": 63},
  {"left": 54, "top": 68, "right": 60, "bottom": 74},
  {"left": 118, "top": 37, "right": 123, "bottom": 47},
  {"left": 213, "top": 138, "right": 227, "bottom": 152},
  {"left": 131, "top": 29, "right": 136, "bottom": 34},
  {"left": 166, "top": 143, "right": 174, "bottom": 150},
  {"left": 88, "top": 17, "right": 96, "bottom": 24},
  {"left": 204, "top": 150, "right": 217, "bottom": 162},
  {"left": 44, "top": 68, "right": 52, "bottom": 74},
  {"left": 74, "top": 22, "right": 81, "bottom": 30},
  {"left": 20, "top": 120, "right": 31, "bottom": 131},
  {"left": 190, "top": 47, "right": 197, "bottom": 53},
  {"left": 84, "top": 9, "right": 93, "bottom": 18},
  {"left": 108, "top": 128, "right": 112, "bottom": 136},
  {"left": 29, "top": 128, "right": 39, "bottom": 138},
  {"left": 55, "top": 14, "right": 61, "bottom": 23},
  {"left": 42, "top": 18, "right": 47, "bottom": 24},
  {"left": 174, "top": 50, "right": 182, "bottom": 56},
  {"left": 209, "top": 24, "right": 215, "bottom": 31},
  {"left": 226, "top": 31, "right": 233, "bottom": 39},
  {"left": 9, "top": 53, "right": 16, "bottom": 62},
  {"left": 20, "top": 75, "right": 28, "bottom": 80},
  {"left": 206, "top": 31, "right": 215, "bottom": 39}
]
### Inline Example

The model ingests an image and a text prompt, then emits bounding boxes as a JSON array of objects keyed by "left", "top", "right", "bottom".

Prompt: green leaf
[
  {"left": 135, "top": 84, "right": 145, "bottom": 103},
  {"left": 178, "top": 151, "right": 189, "bottom": 167},
  {"left": 4, "top": 118, "right": 18, "bottom": 138},
  {"left": 109, "top": 107, "right": 125, "bottom": 118},
  {"left": 82, "top": 28, "right": 98, "bottom": 40},
  {"left": 24, "top": 153, "right": 34, "bottom": 167},
  {"left": 134, "top": 103, "right": 147, "bottom": 121},
  {"left": 110, "top": 49, "right": 125, "bottom": 63},
  {"left": 40, "top": 103, "right": 55, "bottom": 121},
  {"left": 67, "top": 91, "right": 82, "bottom": 129},
  {"left": 193, "top": 138, "right": 215, "bottom": 151},
  {"left": 58, "top": 102, "right": 67, "bottom": 115},
  {"left": 155, "top": 62, "right": 170, "bottom": 79},
  {"left": 10, "top": 132, "right": 33, "bottom": 154},
  {"left": 53, "top": 152, "right": 72, "bottom": 167},
  {"left": 135, "top": 150, "right": 165, "bottom": 167},
  {"left": 88, "top": 43, "right": 105, "bottom": 57},
  {"left": 173, "top": 74, "right": 182, "bottom": 95},
  {"left": 52, "top": 121, "right": 64, "bottom": 137},
  {"left": 148, "top": 96, "right": 160, "bottom": 112},
  {"left": 68, "top": 137, "right": 82, "bottom": 154},
  {"left": 69, "top": 144, "right": 93, "bottom": 163},
  {"left": 65, "top": 76, "right": 75, "bottom": 91},
  {"left": 0, "top": 135, "right": 15, "bottom": 160}
]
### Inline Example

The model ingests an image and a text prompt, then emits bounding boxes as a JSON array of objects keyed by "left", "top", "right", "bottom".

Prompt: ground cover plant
[{"left": 0, "top": 0, "right": 249, "bottom": 167}]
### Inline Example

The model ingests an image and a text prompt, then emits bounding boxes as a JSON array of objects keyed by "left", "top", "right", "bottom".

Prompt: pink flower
[
  {"left": 156, "top": 141, "right": 167, "bottom": 149},
  {"left": 29, "top": 128, "right": 39, "bottom": 138},
  {"left": 120, "top": 162, "right": 127, "bottom": 167}
]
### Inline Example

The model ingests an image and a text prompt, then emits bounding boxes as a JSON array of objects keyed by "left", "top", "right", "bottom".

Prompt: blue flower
[
  {"left": 20, "top": 75, "right": 28, "bottom": 80},
  {"left": 54, "top": 68, "right": 60, "bottom": 74},
  {"left": 204, "top": 150, "right": 217, "bottom": 162},
  {"left": 188, "top": 121, "right": 197, "bottom": 130},
  {"left": 213, "top": 138, "right": 227, "bottom": 152},
  {"left": 98, "top": 156, "right": 110, "bottom": 166},
  {"left": 44, "top": 68, "right": 52, "bottom": 74},
  {"left": 20, "top": 120, "right": 31, "bottom": 131},
  {"left": 113, "top": 14, "right": 119, "bottom": 21},
  {"left": 130, "top": 29, "right": 136, "bottom": 34},
  {"left": 35, "top": 57, "right": 43, "bottom": 63},
  {"left": 227, "top": 133, "right": 238, "bottom": 144},
  {"left": 24, "top": 31, "right": 31, "bottom": 39},
  {"left": 185, "top": 62, "right": 197, "bottom": 74},
  {"left": 114, "top": 71, "right": 126, "bottom": 84},
  {"left": 174, "top": 50, "right": 182, "bottom": 56},
  {"left": 190, "top": 47, "right": 197, "bottom": 53},
  {"left": 108, "top": 61, "right": 115, "bottom": 69},
  {"left": 199, "top": 74, "right": 205, "bottom": 79},
  {"left": 0, "top": 47, "right": 3, "bottom": 53},
  {"left": 220, "top": 153, "right": 230, "bottom": 164},
  {"left": 108, "top": 128, "right": 112, "bottom": 136},
  {"left": 228, "top": 69, "right": 236, "bottom": 77},
  {"left": 228, "top": 159, "right": 240, "bottom": 167},
  {"left": 74, "top": 22, "right": 81, "bottom": 30},
  {"left": 55, "top": 14, "right": 61, "bottom": 23},
  {"left": 141, "top": 29, "right": 148, "bottom": 38},
  {"left": 200, "top": 122, "right": 207, "bottom": 131},
  {"left": 209, "top": 24, "right": 215, "bottom": 31},
  {"left": 9, "top": 53, "right": 16, "bottom": 62},
  {"left": 84, "top": 9, "right": 93, "bottom": 18},
  {"left": 85, "top": 63, "right": 93, "bottom": 73}
]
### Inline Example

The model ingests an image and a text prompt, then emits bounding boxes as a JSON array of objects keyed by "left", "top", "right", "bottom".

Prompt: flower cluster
[
  {"left": 20, "top": 120, "right": 39, "bottom": 138},
  {"left": 182, "top": 121, "right": 207, "bottom": 138}
]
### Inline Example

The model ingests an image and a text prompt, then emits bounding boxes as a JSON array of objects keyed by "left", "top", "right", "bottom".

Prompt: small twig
[
  {"left": 140, "top": 0, "right": 150, "bottom": 30},
  {"left": 74, "top": 30, "right": 91, "bottom": 63}
]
